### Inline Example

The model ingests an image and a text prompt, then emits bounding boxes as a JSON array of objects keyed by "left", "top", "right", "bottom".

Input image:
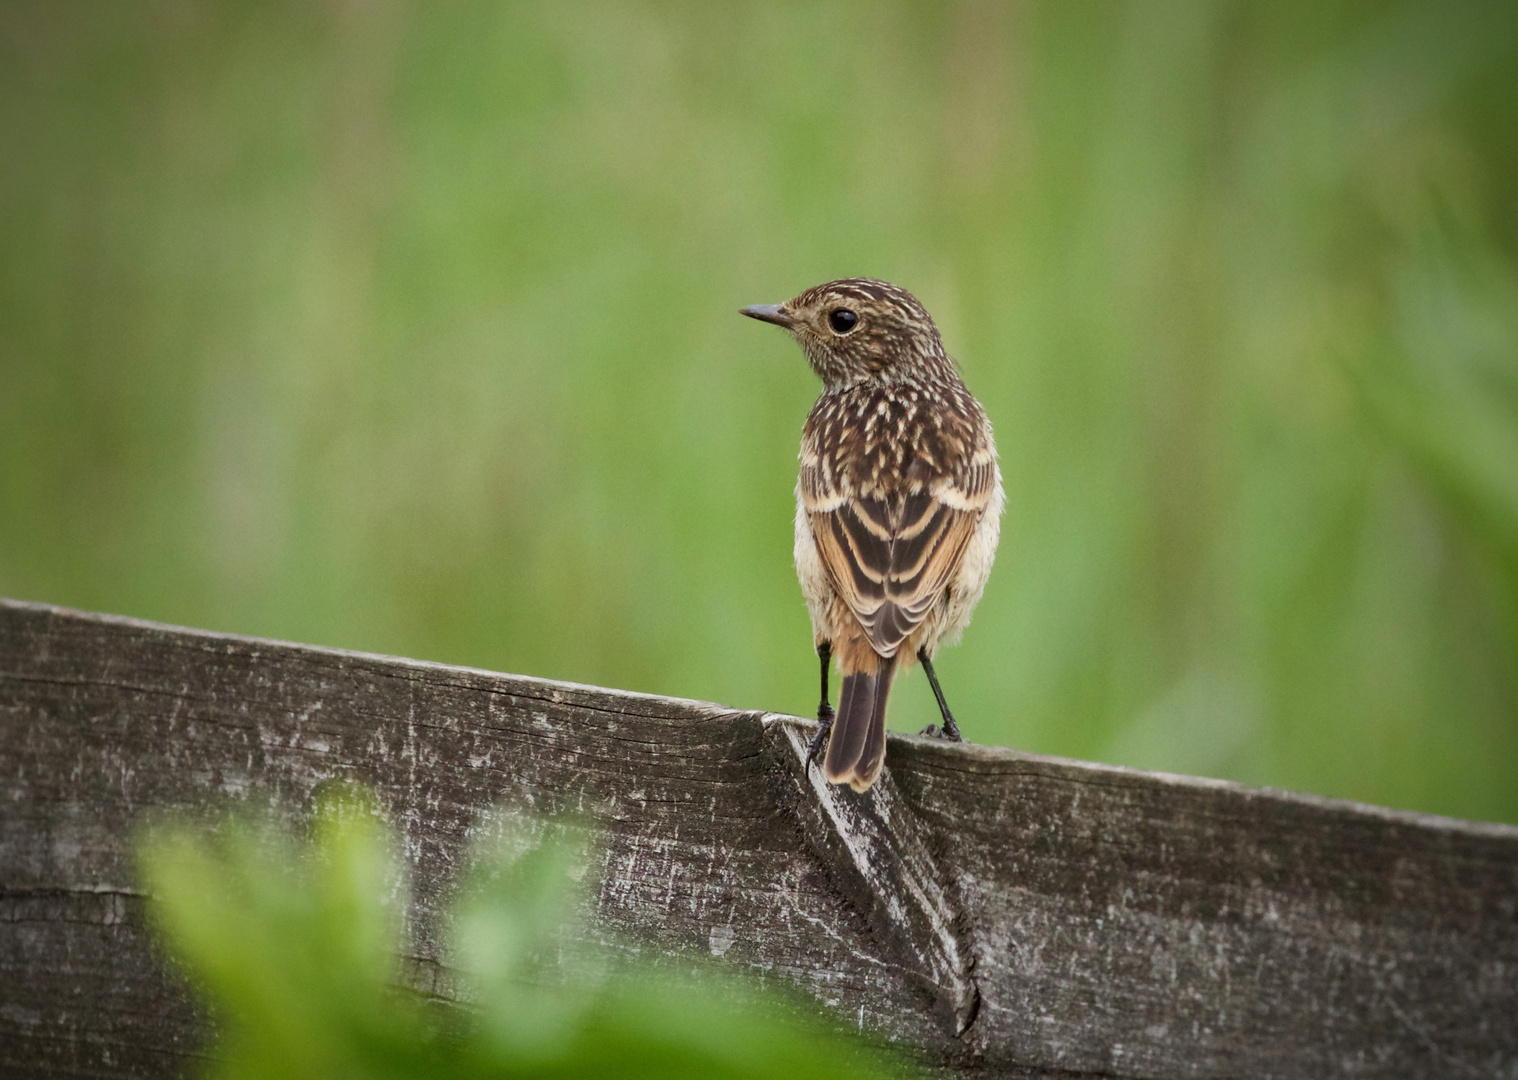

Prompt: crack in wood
[{"left": 763, "top": 716, "right": 982, "bottom": 1037}]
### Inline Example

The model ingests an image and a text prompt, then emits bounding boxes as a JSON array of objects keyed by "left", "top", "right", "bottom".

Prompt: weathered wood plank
[{"left": 2, "top": 598, "right": 1516, "bottom": 1079}]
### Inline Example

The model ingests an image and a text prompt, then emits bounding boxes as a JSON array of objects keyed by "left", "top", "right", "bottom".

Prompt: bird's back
[{"left": 799, "top": 372, "right": 998, "bottom": 661}]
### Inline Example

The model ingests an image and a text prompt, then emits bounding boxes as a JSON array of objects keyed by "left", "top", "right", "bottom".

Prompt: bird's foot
[
  {"left": 806, "top": 704, "right": 835, "bottom": 771},
  {"left": 919, "top": 717, "right": 963, "bottom": 742}
]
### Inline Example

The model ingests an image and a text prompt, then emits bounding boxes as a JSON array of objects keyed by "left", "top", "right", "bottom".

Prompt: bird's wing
[{"left": 802, "top": 427, "right": 996, "bottom": 659}]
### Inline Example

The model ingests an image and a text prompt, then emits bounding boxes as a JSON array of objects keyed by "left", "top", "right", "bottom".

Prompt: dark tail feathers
[{"left": 824, "top": 656, "right": 897, "bottom": 792}]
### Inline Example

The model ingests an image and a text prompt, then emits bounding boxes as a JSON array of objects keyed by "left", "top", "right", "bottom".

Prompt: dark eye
[{"left": 828, "top": 309, "right": 859, "bottom": 334}]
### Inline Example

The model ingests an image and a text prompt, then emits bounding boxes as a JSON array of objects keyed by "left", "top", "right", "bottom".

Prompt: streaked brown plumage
[{"left": 741, "top": 279, "right": 1003, "bottom": 792}]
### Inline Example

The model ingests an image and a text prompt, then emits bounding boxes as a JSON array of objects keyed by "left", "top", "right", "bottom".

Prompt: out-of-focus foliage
[
  {"left": 2, "top": 1, "right": 1516, "bottom": 822},
  {"left": 137, "top": 786, "right": 907, "bottom": 1079}
]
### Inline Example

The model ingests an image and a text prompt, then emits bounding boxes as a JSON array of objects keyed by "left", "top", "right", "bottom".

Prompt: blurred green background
[{"left": 3, "top": 1, "right": 1516, "bottom": 823}]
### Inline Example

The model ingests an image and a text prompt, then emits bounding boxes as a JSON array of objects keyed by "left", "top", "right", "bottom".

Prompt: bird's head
[{"left": 740, "top": 278, "right": 950, "bottom": 388}]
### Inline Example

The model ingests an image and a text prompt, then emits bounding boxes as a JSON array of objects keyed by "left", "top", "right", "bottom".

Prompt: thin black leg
[
  {"left": 918, "top": 648, "right": 962, "bottom": 741},
  {"left": 806, "top": 641, "right": 835, "bottom": 771}
]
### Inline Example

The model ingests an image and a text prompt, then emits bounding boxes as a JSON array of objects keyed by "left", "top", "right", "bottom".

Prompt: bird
[{"left": 741, "top": 279, "right": 1003, "bottom": 793}]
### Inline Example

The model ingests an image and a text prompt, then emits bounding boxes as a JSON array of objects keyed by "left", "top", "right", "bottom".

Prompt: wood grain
[{"left": 3, "top": 598, "right": 1516, "bottom": 1078}]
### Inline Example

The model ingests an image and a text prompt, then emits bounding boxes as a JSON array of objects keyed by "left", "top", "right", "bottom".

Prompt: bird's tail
[{"left": 824, "top": 653, "right": 897, "bottom": 792}]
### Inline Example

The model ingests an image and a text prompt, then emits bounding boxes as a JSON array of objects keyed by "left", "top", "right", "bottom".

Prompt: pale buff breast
[{"left": 793, "top": 482, "right": 835, "bottom": 646}]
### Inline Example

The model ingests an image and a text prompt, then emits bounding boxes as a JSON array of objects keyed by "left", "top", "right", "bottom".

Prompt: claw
[
  {"left": 806, "top": 703, "right": 835, "bottom": 772},
  {"left": 919, "top": 720, "right": 963, "bottom": 742},
  {"left": 918, "top": 650, "right": 964, "bottom": 742}
]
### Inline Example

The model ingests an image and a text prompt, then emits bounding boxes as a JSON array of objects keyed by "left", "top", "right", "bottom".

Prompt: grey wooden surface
[{"left": 3, "top": 598, "right": 1517, "bottom": 1079}]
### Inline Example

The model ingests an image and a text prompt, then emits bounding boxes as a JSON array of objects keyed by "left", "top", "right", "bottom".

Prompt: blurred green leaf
[
  {"left": 450, "top": 813, "right": 596, "bottom": 1059},
  {"left": 138, "top": 791, "right": 909, "bottom": 1080},
  {"left": 140, "top": 786, "right": 430, "bottom": 1080}
]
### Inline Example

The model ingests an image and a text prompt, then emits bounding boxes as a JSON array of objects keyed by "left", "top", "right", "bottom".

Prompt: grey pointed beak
[{"left": 739, "top": 303, "right": 794, "bottom": 328}]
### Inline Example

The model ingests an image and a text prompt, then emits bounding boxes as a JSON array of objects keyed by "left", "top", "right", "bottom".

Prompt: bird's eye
[{"left": 828, "top": 309, "right": 859, "bottom": 334}]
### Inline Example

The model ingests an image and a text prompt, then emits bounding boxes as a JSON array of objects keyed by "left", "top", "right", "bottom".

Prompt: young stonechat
[{"left": 742, "top": 279, "right": 1003, "bottom": 792}]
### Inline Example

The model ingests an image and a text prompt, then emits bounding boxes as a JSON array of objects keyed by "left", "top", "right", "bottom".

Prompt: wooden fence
[{"left": 3, "top": 598, "right": 1517, "bottom": 1078}]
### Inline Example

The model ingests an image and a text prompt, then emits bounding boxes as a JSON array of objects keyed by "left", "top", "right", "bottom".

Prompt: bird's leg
[
  {"left": 806, "top": 641, "right": 835, "bottom": 771},
  {"left": 918, "top": 648, "right": 962, "bottom": 741}
]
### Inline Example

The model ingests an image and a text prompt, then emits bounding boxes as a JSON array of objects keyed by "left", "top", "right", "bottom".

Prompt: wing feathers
[
  {"left": 808, "top": 489, "right": 983, "bottom": 658},
  {"left": 801, "top": 383, "right": 997, "bottom": 661}
]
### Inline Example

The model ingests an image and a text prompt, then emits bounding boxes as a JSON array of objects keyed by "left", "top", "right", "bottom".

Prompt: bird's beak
[{"left": 739, "top": 303, "right": 794, "bottom": 328}]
